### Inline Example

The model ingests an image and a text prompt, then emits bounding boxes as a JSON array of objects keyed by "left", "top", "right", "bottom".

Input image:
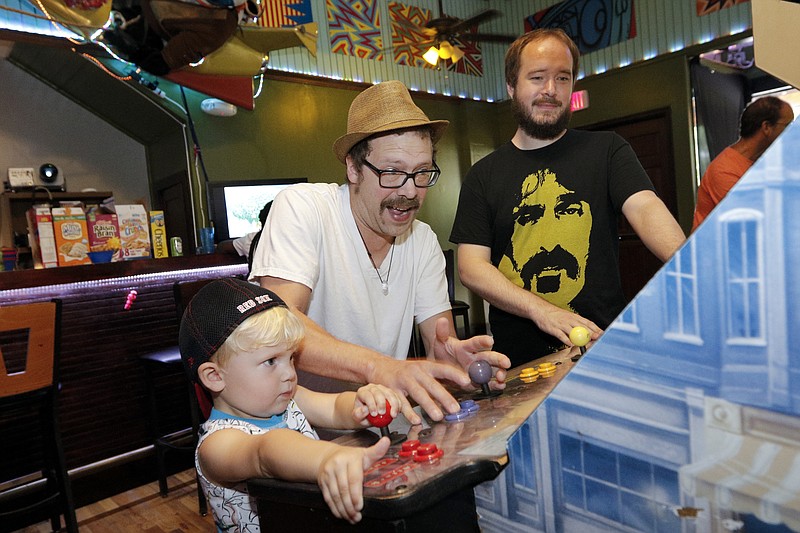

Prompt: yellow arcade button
[
  {"left": 537, "top": 362, "right": 557, "bottom": 377},
  {"left": 519, "top": 367, "right": 539, "bottom": 383}
]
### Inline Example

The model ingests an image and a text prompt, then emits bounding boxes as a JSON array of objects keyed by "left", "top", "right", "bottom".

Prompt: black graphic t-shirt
[{"left": 450, "top": 129, "right": 654, "bottom": 366}]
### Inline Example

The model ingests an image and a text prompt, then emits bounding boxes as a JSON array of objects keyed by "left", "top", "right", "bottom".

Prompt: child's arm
[
  {"left": 295, "top": 384, "right": 405, "bottom": 429},
  {"left": 199, "top": 427, "right": 390, "bottom": 523}
]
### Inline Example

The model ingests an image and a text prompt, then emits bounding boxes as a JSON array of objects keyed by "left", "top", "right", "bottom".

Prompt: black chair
[
  {"left": 0, "top": 300, "right": 78, "bottom": 533},
  {"left": 444, "top": 249, "right": 471, "bottom": 339},
  {"left": 138, "top": 277, "right": 219, "bottom": 516},
  {"left": 407, "top": 251, "right": 472, "bottom": 358}
]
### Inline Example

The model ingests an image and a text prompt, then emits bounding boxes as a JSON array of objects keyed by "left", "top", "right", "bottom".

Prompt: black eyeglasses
[{"left": 362, "top": 160, "right": 441, "bottom": 189}]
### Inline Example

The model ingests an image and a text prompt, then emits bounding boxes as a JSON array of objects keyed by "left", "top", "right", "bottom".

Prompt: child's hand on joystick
[{"left": 366, "top": 399, "right": 406, "bottom": 445}]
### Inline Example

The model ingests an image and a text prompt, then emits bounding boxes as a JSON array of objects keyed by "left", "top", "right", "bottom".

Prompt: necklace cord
[{"left": 355, "top": 224, "right": 395, "bottom": 293}]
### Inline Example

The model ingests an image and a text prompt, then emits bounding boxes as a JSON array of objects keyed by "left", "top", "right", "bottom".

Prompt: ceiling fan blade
[
  {"left": 391, "top": 15, "right": 437, "bottom": 38},
  {"left": 383, "top": 38, "right": 437, "bottom": 55},
  {"left": 447, "top": 9, "right": 500, "bottom": 35},
  {"left": 457, "top": 32, "right": 518, "bottom": 44}
]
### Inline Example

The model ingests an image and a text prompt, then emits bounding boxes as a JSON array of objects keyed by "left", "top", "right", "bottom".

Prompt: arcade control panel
[{"left": 248, "top": 334, "right": 589, "bottom": 531}]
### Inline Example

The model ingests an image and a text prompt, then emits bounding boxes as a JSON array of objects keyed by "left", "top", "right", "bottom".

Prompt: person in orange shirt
[{"left": 692, "top": 96, "right": 794, "bottom": 231}]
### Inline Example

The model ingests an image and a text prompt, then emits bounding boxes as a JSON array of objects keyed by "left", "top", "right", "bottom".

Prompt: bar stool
[
  {"left": 138, "top": 278, "right": 219, "bottom": 516},
  {"left": 140, "top": 346, "right": 206, "bottom": 512},
  {"left": 0, "top": 300, "right": 78, "bottom": 533},
  {"left": 444, "top": 249, "right": 471, "bottom": 339}
]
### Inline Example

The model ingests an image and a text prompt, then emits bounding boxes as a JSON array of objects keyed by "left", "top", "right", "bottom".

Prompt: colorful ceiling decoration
[
  {"left": 388, "top": 2, "right": 432, "bottom": 68},
  {"left": 388, "top": 2, "right": 483, "bottom": 76},
  {"left": 524, "top": 0, "right": 637, "bottom": 55},
  {"left": 696, "top": 0, "right": 750, "bottom": 17},
  {"left": 326, "top": 0, "right": 383, "bottom": 60},
  {"left": 257, "top": 0, "right": 313, "bottom": 27},
  {"left": 445, "top": 33, "right": 483, "bottom": 76}
]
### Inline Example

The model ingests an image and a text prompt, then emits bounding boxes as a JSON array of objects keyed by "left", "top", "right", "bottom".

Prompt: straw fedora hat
[{"left": 332, "top": 80, "right": 449, "bottom": 164}]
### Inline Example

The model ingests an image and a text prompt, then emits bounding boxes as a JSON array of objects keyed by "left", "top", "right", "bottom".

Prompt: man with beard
[
  {"left": 249, "top": 81, "right": 510, "bottom": 426},
  {"left": 450, "top": 29, "right": 686, "bottom": 367}
]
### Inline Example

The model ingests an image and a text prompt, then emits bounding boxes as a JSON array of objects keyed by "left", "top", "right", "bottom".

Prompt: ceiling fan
[{"left": 396, "top": 0, "right": 516, "bottom": 65}]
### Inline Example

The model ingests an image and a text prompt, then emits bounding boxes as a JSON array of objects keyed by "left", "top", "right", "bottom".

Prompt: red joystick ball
[{"left": 366, "top": 399, "right": 393, "bottom": 429}]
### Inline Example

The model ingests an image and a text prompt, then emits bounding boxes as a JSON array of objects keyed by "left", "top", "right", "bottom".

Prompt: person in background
[
  {"left": 449, "top": 28, "right": 686, "bottom": 368},
  {"left": 692, "top": 96, "right": 794, "bottom": 231},
  {"left": 217, "top": 201, "right": 271, "bottom": 274},
  {"left": 179, "top": 278, "right": 405, "bottom": 529},
  {"left": 250, "top": 80, "right": 510, "bottom": 425}
]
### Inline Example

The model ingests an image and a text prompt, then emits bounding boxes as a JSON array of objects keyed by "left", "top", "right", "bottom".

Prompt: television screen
[{"left": 208, "top": 179, "right": 306, "bottom": 242}]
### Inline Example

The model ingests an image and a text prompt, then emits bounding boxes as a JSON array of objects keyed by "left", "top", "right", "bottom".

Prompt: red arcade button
[
  {"left": 413, "top": 442, "right": 444, "bottom": 463},
  {"left": 399, "top": 439, "right": 421, "bottom": 458}
]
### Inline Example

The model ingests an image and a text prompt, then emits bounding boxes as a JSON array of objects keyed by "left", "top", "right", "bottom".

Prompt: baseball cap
[{"left": 179, "top": 278, "right": 287, "bottom": 382}]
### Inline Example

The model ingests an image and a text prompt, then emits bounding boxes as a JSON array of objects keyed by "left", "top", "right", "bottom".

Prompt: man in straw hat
[{"left": 250, "top": 80, "right": 510, "bottom": 424}]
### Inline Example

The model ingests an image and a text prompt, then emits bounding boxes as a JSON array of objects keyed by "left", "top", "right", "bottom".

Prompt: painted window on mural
[
  {"left": 665, "top": 240, "right": 700, "bottom": 339},
  {"left": 724, "top": 213, "right": 765, "bottom": 342},
  {"left": 560, "top": 433, "right": 681, "bottom": 531}
]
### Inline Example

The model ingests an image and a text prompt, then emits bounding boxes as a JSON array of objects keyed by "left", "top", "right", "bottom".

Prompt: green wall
[
  {"left": 569, "top": 53, "right": 696, "bottom": 232},
  {"left": 179, "top": 80, "right": 509, "bottom": 326},
  {"left": 176, "top": 55, "right": 696, "bottom": 329},
  {"left": 182, "top": 79, "right": 510, "bottom": 250}
]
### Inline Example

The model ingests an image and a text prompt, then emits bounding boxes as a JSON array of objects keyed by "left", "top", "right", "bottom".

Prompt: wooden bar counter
[{"left": 0, "top": 254, "right": 247, "bottom": 507}]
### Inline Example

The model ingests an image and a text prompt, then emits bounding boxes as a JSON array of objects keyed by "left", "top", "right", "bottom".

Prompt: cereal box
[
  {"left": 116, "top": 204, "right": 152, "bottom": 260},
  {"left": 149, "top": 210, "right": 169, "bottom": 259},
  {"left": 26, "top": 206, "right": 58, "bottom": 269},
  {"left": 52, "top": 206, "right": 91, "bottom": 266},
  {"left": 86, "top": 210, "right": 121, "bottom": 260}
]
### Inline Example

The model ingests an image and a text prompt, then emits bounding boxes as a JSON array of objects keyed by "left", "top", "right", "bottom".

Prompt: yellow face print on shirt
[{"left": 498, "top": 169, "right": 592, "bottom": 311}]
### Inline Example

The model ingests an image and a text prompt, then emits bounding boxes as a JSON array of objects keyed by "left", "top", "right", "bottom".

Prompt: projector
[{"left": 6, "top": 164, "right": 65, "bottom": 191}]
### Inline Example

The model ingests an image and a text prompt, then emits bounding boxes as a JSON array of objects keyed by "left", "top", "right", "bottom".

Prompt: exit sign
[{"left": 571, "top": 90, "right": 589, "bottom": 111}]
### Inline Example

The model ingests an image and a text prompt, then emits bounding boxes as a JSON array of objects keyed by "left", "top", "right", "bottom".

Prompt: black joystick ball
[{"left": 469, "top": 360, "right": 501, "bottom": 399}]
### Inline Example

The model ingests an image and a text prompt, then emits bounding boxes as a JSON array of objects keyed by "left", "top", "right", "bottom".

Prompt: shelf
[
  {"left": 1, "top": 190, "right": 113, "bottom": 201},
  {"left": 0, "top": 190, "right": 115, "bottom": 256}
]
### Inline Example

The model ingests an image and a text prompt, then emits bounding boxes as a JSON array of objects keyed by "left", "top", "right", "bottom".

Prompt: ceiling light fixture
[
  {"left": 423, "top": 46, "right": 440, "bottom": 66},
  {"left": 423, "top": 40, "right": 464, "bottom": 66}
]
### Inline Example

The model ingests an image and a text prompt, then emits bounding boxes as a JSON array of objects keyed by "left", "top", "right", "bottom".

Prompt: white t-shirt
[
  {"left": 250, "top": 182, "right": 449, "bottom": 361},
  {"left": 231, "top": 231, "right": 256, "bottom": 257}
]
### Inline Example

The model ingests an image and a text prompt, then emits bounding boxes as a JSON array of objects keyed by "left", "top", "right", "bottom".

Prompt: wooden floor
[{"left": 16, "top": 469, "right": 215, "bottom": 533}]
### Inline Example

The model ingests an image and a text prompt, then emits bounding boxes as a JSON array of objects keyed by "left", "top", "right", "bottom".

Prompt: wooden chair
[{"left": 0, "top": 300, "right": 78, "bottom": 533}]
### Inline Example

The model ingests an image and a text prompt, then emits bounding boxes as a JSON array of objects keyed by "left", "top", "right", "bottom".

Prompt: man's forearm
[
  {"left": 459, "top": 256, "right": 549, "bottom": 324},
  {"left": 293, "top": 310, "right": 386, "bottom": 384}
]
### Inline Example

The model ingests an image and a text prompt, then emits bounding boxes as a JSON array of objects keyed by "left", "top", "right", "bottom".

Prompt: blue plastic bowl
[{"left": 87, "top": 250, "right": 115, "bottom": 264}]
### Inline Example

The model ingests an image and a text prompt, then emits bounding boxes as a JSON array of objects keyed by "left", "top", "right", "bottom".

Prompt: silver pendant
[{"left": 381, "top": 282, "right": 389, "bottom": 295}]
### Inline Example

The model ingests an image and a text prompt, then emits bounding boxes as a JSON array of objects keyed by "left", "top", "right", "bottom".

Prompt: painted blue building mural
[{"left": 475, "top": 120, "right": 800, "bottom": 532}]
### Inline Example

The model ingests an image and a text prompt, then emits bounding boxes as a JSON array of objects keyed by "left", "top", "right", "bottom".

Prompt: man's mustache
[
  {"left": 518, "top": 245, "right": 580, "bottom": 291},
  {"left": 382, "top": 198, "right": 420, "bottom": 210},
  {"left": 532, "top": 97, "right": 563, "bottom": 107}
]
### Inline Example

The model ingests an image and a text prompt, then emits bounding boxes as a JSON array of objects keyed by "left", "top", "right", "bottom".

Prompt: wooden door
[
  {"left": 586, "top": 110, "right": 678, "bottom": 302},
  {"left": 157, "top": 172, "right": 194, "bottom": 254}
]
